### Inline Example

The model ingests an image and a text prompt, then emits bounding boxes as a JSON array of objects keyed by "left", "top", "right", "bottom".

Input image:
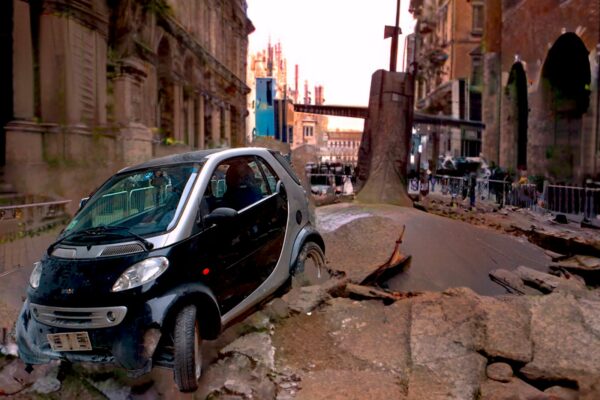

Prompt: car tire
[
  {"left": 173, "top": 304, "right": 202, "bottom": 392},
  {"left": 292, "top": 241, "right": 327, "bottom": 287}
]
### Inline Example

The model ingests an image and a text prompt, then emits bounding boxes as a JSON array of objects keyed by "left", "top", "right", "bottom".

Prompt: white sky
[{"left": 247, "top": 0, "right": 415, "bottom": 130}]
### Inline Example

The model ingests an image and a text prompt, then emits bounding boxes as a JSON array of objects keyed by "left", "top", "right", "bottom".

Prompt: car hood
[{"left": 28, "top": 252, "right": 154, "bottom": 308}]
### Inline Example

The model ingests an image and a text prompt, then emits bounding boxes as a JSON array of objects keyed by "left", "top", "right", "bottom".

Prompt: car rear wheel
[
  {"left": 173, "top": 304, "right": 202, "bottom": 392},
  {"left": 292, "top": 241, "right": 328, "bottom": 287}
]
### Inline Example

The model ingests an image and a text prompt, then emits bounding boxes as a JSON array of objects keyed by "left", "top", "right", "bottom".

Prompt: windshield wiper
[{"left": 49, "top": 225, "right": 154, "bottom": 253}]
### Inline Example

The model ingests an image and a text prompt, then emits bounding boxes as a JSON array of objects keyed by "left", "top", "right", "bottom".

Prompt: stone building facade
[
  {"left": 408, "top": 0, "right": 484, "bottom": 164},
  {"left": 322, "top": 130, "right": 362, "bottom": 165},
  {"left": 3, "top": 0, "right": 252, "bottom": 206},
  {"left": 482, "top": 0, "right": 600, "bottom": 184}
]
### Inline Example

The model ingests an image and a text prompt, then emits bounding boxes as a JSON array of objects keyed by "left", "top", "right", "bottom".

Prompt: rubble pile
[{"left": 200, "top": 282, "right": 600, "bottom": 399}]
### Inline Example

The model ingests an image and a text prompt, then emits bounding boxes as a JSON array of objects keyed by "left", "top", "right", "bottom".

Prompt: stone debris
[
  {"left": 345, "top": 283, "right": 420, "bottom": 302},
  {"left": 520, "top": 293, "right": 600, "bottom": 383},
  {"left": 549, "top": 255, "right": 600, "bottom": 285},
  {"left": 282, "top": 277, "right": 348, "bottom": 315},
  {"left": 514, "top": 265, "right": 587, "bottom": 293},
  {"left": 479, "top": 377, "right": 546, "bottom": 400},
  {"left": 491, "top": 264, "right": 591, "bottom": 296},
  {"left": 544, "top": 249, "right": 568, "bottom": 261},
  {"left": 489, "top": 268, "right": 544, "bottom": 295},
  {"left": 479, "top": 296, "right": 533, "bottom": 363},
  {"left": 282, "top": 285, "right": 331, "bottom": 314},
  {"left": 86, "top": 377, "right": 131, "bottom": 400},
  {"left": 220, "top": 332, "right": 275, "bottom": 370},
  {"left": 0, "top": 358, "right": 59, "bottom": 396},
  {"left": 544, "top": 386, "right": 579, "bottom": 400},
  {"left": 486, "top": 363, "right": 513, "bottom": 383}
]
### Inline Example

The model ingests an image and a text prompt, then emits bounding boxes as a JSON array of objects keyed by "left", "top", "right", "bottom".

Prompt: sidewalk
[{"left": 0, "top": 228, "right": 61, "bottom": 330}]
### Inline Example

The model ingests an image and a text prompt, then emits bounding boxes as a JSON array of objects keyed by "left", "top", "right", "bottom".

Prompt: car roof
[
  {"left": 118, "top": 147, "right": 277, "bottom": 173},
  {"left": 118, "top": 148, "right": 225, "bottom": 173}
]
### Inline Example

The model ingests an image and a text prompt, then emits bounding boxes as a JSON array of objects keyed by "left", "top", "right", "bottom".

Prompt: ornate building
[
  {"left": 482, "top": 0, "right": 600, "bottom": 184},
  {"left": 409, "top": 0, "right": 484, "bottom": 163},
  {"left": 322, "top": 130, "right": 362, "bottom": 165},
  {"left": 2, "top": 0, "right": 253, "bottom": 204}
]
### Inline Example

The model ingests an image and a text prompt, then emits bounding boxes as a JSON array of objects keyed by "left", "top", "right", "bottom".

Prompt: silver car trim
[{"left": 30, "top": 303, "right": 127, "bottom": 329}]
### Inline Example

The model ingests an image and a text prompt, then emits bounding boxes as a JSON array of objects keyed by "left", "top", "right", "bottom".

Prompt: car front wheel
[
  {"left": 292, "top": 241, "right": 328, "bottom": 287},
  {"left": 173, "top": 304, "right": 202, "bottom": 392}
]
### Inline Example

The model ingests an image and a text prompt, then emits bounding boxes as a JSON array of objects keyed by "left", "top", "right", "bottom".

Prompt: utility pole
[{"left": 385, "top": 0, "right": 402, "bottom": 72}]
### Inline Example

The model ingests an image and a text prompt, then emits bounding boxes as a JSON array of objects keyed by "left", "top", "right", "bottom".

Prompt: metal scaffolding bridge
[{"left": 293, "top": 104, "right": 485, "bottom": 129}]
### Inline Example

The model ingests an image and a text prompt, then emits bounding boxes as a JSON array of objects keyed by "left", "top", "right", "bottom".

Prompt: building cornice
[{"left": 31, "top": 0, "right": 109, "bottom": 37}]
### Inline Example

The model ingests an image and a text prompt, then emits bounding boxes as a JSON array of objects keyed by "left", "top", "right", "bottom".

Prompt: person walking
[{"left": 468, "top": 171, "right": 477, "bottom": 210}]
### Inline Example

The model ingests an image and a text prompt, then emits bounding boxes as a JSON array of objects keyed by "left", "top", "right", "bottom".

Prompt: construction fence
[{"left": 410, "top": 175, "right": 600, "bottom": 220}]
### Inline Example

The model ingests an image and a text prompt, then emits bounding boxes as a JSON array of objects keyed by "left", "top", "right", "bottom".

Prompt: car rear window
[{"left": 270, "top": 151, "right": 302, "bottom": 185}]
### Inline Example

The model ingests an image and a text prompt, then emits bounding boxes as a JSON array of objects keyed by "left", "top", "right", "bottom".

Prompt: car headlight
[
  {"left": 112, "top": 257, "right": 169, "bottom": 292},
  {"left": 29, "top": 261, "right": 42, "bottom": 289}
]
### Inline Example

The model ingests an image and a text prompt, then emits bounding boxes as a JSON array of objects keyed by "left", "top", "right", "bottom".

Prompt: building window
[
  {"left": 472, "top": 3, "right": 484, "bottom": 35},
  {"left": 303, "top": 126, "right": 313, "bottom": 137}
]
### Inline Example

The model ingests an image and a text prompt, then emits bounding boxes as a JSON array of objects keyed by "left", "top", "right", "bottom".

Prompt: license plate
[{"left": 47, "top": 332, "right": 92, "bottom": 352}]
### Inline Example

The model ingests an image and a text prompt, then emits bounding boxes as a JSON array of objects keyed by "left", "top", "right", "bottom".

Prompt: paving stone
[{"left": 486, "top": 363, "right": 513, "bottom": 383}]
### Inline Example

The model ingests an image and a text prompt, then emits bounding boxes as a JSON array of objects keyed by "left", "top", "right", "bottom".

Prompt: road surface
[{"left": 316, "top": 203, "right": 549, "bottom": 295}]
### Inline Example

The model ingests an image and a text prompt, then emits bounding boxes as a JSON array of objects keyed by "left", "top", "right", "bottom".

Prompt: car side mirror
[
  {"left": 276, "top": 181, "right": 287, "bottom": 201},
  {"left": 203, "top": 207, "right": 238, "bottom": 227},
  {"left": 79, "top": 197, "right": 90, "bottom": 209}
]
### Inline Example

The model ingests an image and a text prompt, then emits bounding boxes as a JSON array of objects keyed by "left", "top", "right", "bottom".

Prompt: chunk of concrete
[
  {"left": 479, "top": 296, "right": 533, "bottom": 363},
  {"left": 407, "top": 289, "right": 488, "bottom": 400},
  {"left": 544, "top": 386, "right": 579, "bottom": 400},
  {"left": 520, "top": 293, "right": 600, "bottom": 383},
  {"left": 514, "top": 265, "right": 586, "bottom": 294},
  {"left": 479, "top": 378, "right": 546, "bottom": 400},
  {"left": 220, "top": 332, "right": 275, "bottom": 370},
  {"left": 489, "top": 269, "right": 543, "bottom": 295},
  {"left": 486, "top": 363, "right": 514, "bottom": 383}
]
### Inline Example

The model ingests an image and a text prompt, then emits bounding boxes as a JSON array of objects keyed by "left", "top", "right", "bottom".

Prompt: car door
[
  {"left": 196, "top": 156, "right": 286, "bottom": 313},
  {"left": 238, "top": 156, "right": 288, "bottom": 295}
]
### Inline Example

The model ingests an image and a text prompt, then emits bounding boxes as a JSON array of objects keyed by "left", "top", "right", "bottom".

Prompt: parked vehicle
[{"left": 16, "top": 147, "right": 325, "bottom": 392}]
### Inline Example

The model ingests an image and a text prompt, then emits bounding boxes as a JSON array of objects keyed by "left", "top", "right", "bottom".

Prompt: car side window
[
  {"left": 201, "top": 157, "right": 271, "bottom": 213},
  {"left": 255, "top": 157, "right": 279, "bottom": 194}
]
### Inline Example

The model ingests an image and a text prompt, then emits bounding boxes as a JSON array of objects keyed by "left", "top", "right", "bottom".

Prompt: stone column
[
  {"left": 482, "top": 53, "right": 501, "bottom": 165},
  {"left": 39, "top": 14, "right": 107, "bottom": 125},
  {"left": 95, "top": 34, "right": 107, "bottom": 124},
  {"left": 211, "top": 104, "right": 220, "bottom": 147},
  {"left": 12, "top": 0, "right": 34, "bottom": 119},
  {"left": 39, "top": 13, "right": 69, "bottom": 123},
  {"left": 224, "top": 107, "right": 231, "bottom": 146},
  {"left": 173, "top": 83, "right": 183, "bottom": 142},
  {"left": 186, "top": 98, "right": 194, "bottom": 146},
  {"left": 112, "top": 58, "right": 147, "bottom": 124},
  {"left": 198, "top": 96, "right": 205, "bottom": 148},
  {"left": 112, "top": 58, "right": 152, "bottom": 164}
]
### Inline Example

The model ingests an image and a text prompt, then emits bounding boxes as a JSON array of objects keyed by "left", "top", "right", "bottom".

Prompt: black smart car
[{"left": 16, "top": 147, "right": 326, "bottom": 392}]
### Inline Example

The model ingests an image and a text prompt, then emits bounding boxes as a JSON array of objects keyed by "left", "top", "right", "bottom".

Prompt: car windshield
[{"left": 62, "top": 163, "right": 202, "bottom": 241}]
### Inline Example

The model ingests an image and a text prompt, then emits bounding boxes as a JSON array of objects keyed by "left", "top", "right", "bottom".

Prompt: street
[{"left": 316, "top": 203, "right": 548, "bottom": 295}]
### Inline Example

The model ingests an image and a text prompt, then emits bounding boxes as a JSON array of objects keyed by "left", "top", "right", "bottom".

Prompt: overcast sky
[{"left": 247, "top": 0, "right": 415, "bottom": 130}]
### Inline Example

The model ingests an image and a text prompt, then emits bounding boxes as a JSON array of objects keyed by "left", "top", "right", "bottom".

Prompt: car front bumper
[{"left": 16, "top": 299, "right": 162, "bottom": 373}]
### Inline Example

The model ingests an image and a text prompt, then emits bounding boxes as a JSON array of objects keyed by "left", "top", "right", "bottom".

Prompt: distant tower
[
  {"left": 304, "top": 80, "right": 310, "bottom": 105},
  {"left": 267, "top": 39, "right": 273, "bottom": 76},
  {"left": 314, "top": 85, "right": 324, "bottom": 105},
  {"left": 294, "top": 65, "right": 299, "bottom": 103}
]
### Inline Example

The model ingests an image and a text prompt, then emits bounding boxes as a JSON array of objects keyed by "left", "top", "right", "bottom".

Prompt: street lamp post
[{"left": 385, "top": 0, "right": 402, "bottom": 72}]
